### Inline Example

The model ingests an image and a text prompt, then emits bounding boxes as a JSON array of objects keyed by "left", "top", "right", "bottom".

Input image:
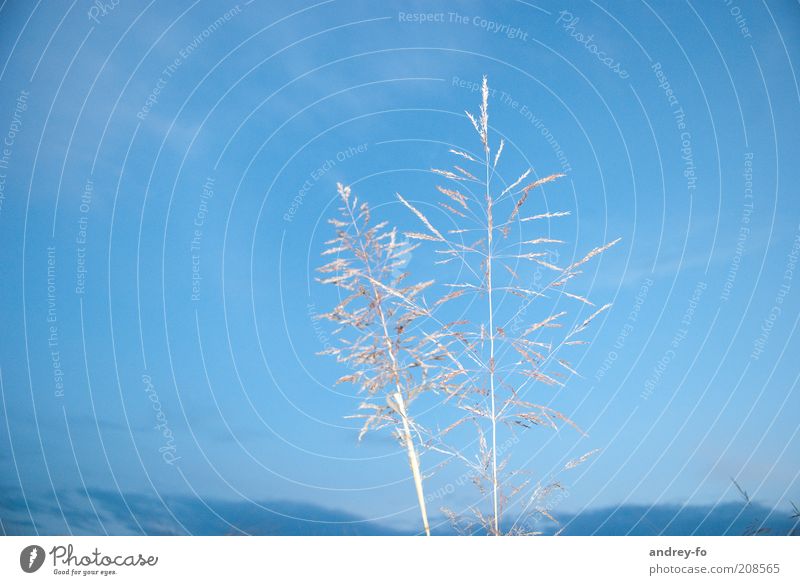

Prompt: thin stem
[
  {"left": 394, "top": 391, "right": 431, "bottom": 536},
  {"left": 485, "top": 147, "right": 500, "bottom": 536}
]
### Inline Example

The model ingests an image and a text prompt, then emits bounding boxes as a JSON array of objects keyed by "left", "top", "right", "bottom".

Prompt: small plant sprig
[
  {"left": 316, "top": 184, "right": 466, "bottom": 536},
  {"left": 395, "top": 76, "right": 620, "bottom": 534}
]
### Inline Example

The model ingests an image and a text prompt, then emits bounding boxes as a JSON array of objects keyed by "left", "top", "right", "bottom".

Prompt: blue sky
[{"left": 0, "top": 0, "right": 799, "bottom": 535}]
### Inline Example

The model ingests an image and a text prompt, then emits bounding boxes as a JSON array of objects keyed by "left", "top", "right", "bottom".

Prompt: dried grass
[{"left": 318, "top": 76, "right": 619, "bottom": 536}]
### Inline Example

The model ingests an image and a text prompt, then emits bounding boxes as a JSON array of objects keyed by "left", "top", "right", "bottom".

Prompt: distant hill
[
  {"left": 537, "top": 502, "right": 799, "bottom": 536},
  {"left": 2, "top": 487, "right": 797, "bottom": 535}
]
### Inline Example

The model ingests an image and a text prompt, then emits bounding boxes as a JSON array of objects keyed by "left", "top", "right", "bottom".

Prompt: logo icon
[{"left": 20, "top": 545, "right": 45, "bottom": 573}]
